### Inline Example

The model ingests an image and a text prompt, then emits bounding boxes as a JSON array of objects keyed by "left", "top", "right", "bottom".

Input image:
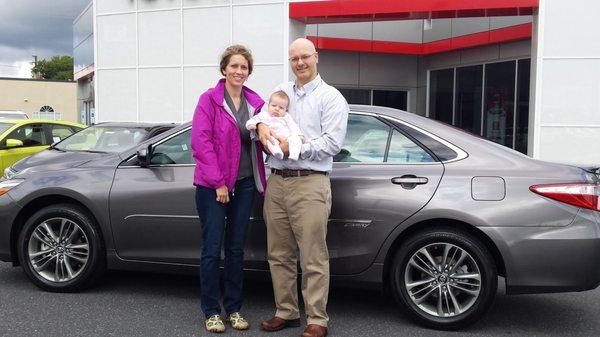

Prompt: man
[{"left": 257, "top": 38, "right": 348, "bottom": 337}]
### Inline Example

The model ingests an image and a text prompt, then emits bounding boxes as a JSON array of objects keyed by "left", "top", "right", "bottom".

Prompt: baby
[{"left": 246, "top": 90, "right": 304, "bottom": 160}]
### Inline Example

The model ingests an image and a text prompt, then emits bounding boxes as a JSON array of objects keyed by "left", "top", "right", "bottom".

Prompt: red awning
[{"left": 290, "top": 0, "right": 538, "bottom": 24}]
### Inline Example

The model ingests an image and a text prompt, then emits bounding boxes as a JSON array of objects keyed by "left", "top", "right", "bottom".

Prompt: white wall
[
  {"left": 73, "top": 2, "right": 94, "bottom": 75},
  {"left": 94, "top": 0, "right": 293, "bottom": 123},
  {"left": 530, "top": 0, "right": 600, "bottom": 165}
]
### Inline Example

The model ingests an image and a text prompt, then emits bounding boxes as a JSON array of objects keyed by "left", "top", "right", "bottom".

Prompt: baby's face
[{"left": 268, "top": 96, "right": 288, "bottom": 117}]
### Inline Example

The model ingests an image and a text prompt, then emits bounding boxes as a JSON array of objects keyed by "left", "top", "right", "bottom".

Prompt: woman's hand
[
  {"left": 257, "top": 123, "right": 276, "bottom": 153},
  {"left": 216, "top": 185, "right": 230, "bottom": 204}
]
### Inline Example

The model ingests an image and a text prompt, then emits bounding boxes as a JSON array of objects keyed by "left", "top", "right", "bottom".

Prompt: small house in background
[{"left": 0, "top": 77, "right": 77, "bottom": 122}]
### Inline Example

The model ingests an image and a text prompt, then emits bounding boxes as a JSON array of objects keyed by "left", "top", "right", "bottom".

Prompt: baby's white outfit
[{"left": 246, "top": 110, "right": 304, "bottom": 160}]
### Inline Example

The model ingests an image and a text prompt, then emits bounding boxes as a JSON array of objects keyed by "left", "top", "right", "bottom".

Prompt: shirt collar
[{"left": 294, "top": 74, "right": 322, "bottom": 96}]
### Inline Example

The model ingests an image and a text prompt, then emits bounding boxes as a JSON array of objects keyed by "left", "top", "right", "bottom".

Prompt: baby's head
[{"left": 268, "top": 91, "right": 289, "bottom": 117}]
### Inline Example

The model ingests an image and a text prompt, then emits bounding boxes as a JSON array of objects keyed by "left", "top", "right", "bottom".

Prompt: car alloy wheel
[
  {"left": 404, "top": 243, "right": 481, "bottom": 317},
  {"left": 18, "top": 204, "right": 106, "bottom": 292},
  {"left": 27, "top": 217, "right": 90, "bottom": 283},
  {"left": 391, "top": 228, "right": 497, "bottom": 330}
]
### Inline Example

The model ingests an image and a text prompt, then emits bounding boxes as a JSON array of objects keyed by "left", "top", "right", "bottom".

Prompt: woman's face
[{"left": 222, "top": 54, "right": 249, "bottom": 88}]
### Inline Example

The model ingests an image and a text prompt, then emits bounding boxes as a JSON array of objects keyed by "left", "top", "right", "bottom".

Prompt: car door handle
[{"left": 391, "top": 175, "right": 429, "bottom": 188}]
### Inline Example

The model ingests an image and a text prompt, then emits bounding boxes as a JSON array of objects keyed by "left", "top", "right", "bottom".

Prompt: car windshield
[
  {"left": 0, "top": 122, "right": 14, "bottom": 134},
  {"left": 54, "top": 125, "right": 149, "bottom": 153},
  {"left": 0, "top": 113, "right": 27, "bottom": 119}
]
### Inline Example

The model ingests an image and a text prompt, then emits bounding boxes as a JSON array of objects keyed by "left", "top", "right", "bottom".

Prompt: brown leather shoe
[
  {"left": 260, "top": 316, "right": 301, "bottom": 331},
  {"left": 301, "top": 324, "right": 328, "bottom": 337}
]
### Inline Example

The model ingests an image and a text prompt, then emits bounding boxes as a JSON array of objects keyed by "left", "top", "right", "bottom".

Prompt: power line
[{"left": 0, "top": 64, "right": 20, "bottom": 68}]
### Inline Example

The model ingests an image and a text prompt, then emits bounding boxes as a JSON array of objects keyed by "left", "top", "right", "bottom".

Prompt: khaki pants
[{"left": 264, "top": 173, "right": 332, "bottom": 327}]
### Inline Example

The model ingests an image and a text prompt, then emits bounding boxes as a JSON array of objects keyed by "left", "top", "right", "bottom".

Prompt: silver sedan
[{"left": 1, "top": 105, "right": 599, "bottom": 330}]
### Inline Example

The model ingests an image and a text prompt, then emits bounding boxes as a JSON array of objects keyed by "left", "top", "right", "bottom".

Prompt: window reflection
[
  {"left": 483, "top": 61, "right": 515, "bottom": 147},
  {"left": 428, "top": 59, "right": 530, "bottom": 153}
]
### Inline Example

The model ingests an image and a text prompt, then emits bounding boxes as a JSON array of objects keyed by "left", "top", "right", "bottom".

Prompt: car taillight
[{"left": 529, "top": 183, "right": 600, "bottom": 211}]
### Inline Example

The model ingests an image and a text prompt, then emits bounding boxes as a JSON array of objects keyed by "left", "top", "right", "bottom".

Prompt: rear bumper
[
  {"left": 0, "top": 194, "right": 21, "bottom": 263},
  {"left": 481, "top": 209, "right": 600, "bottom": 294}
]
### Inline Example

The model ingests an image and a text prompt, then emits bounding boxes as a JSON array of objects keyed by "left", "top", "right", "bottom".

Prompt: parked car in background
[
  {"left": 2, "top": 122, "right": 177, "bottom": 179},
  {"left": 1, "top": 106, "right": 599, "bottom": 330},
  {"left": 0, "top": 119, "right": 85, "bottom": 173},
  {"left": 0, "top": 111, "right": 29, "bottom": 120}
]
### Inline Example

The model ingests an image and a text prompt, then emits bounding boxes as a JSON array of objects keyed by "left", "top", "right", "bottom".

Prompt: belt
[{"left": 271, "top": 168, "right": 328, "bottom": 178}]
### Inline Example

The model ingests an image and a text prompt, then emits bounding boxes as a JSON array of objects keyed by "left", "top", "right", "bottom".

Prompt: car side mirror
[
  {"left": 136, "top": 145, "right": 152, "bottom": 168},
  {"left": 6, "top": 139, "right": 24, "bottom": 148}
]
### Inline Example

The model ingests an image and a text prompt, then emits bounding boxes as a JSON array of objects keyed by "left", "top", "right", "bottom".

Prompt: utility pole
[{"left": 31, "top": 55, "right": 40, "bottom": 79}]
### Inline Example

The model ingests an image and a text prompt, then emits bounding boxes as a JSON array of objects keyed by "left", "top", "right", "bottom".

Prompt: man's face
[{"left": 289, "top": 47, "right": 318, "bottom": 84}]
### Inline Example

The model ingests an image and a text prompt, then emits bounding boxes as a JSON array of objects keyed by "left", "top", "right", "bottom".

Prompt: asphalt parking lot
[{"left": 1, "top": 262, "right": 598, "bottom": 337}]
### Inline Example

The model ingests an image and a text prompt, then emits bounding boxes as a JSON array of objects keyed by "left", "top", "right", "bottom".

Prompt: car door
[
  {"left": 109, "top": 128, "right": 199, "bottom": 265},
  {"left": 328, "top": 112, "right": 444, "bottom": 275},
  {"left": 109, "top": 127, "right": 266, "bottom": 269},
  {"left": 0, "top": 123, "right": 49, "bottom": 172}
]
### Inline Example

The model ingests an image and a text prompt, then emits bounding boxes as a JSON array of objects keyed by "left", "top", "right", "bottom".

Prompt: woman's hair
[{"left": 220, "top": 45, "right": 253, "bottom": 76}]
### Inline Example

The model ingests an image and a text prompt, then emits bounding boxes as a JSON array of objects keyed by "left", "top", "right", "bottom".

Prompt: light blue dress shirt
[{"left": 268, "top": 74, "right": 349, "bottom": 172}]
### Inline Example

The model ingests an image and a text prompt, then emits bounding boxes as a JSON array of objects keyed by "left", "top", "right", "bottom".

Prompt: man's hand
[
  {"left": 257, "top": 123, "right": 276, "bottom": 154},
  {"left": 277, "top": 136, "right": 290, "bottom": 157},
  {"left": 216, "top": 185, "right": 230, "bottom": 204}
]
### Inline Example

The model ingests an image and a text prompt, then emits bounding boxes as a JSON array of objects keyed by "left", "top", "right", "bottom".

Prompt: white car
[{"left": 0, "top": 111, "right": 28, "bottom": 119}]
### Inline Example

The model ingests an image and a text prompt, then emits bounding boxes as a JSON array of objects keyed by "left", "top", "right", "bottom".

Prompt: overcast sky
[{"left": 0, "top": 0, "right": 90, "bottom": 78}]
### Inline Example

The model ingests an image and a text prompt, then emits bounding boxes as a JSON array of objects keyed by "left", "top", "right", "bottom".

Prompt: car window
[
  {"left": 55, "top": 126, "right": 149, "bottom": 153},
  {"left": 387, "top": 129, "right": 436, "bottom": 163},
  {"left": 3, "top": 124, "right": 47, "bottom": 148},
  {"left": 0, "top": 122, "right": 14, "bottom": 135},
  {"left": 150, "top": 130, "right": 192, "bottom": 165},
  {"left": 394, "top": 122, "right": 458, "bottom": 161},
  {"left": 49, "top": 124, "right": 77, "bottom": 143},
  {"left": 334, "top": 114, "right": 390, "bottom": 163}
]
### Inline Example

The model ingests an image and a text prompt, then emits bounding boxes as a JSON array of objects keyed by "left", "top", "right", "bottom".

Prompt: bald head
[
  {"left": 290, "top": 38, "right": 316, "bottom": 54},
  {"left": 288, "top": 38, "right": 319, "bottom": 87}
]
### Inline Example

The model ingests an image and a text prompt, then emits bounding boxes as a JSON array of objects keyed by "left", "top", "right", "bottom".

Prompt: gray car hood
[{"left": 11, "top": 149, "right": 111, "bottom": 174}]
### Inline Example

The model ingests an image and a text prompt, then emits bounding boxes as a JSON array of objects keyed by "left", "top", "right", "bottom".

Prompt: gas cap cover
[{"left": 471, "top": 176, "right": 506, "bottom": 201}]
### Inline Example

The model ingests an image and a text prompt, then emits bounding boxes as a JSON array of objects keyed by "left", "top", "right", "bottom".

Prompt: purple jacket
[{"left": 191, "top": 79, "right": 267, "bottom": 194}]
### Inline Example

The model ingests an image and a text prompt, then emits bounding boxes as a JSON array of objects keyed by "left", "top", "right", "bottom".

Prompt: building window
[
  {"left": 429, "top": 69, "right": 454, "bottom": 125},
  {"left": 427, "top": 59, "right": 530, "bottom": 154},
  {"left": 338, "top": 88, "right": 408, "bottom": 111},
  {"left": 515, "top": 59, "right": 530, "bottom": 155},
  {"left": 455, "top": 65, "right": 483, "bottom": 135},
  {"left": 373, "top": 90, "right": 408, "bottom": 111},
  {"left": 338, "top": 88, "right": 371, "bottom": 105}
]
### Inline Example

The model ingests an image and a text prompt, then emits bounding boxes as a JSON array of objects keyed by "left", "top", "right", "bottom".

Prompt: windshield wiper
[
  {"left": 48, "top": 144, "right": 66, "bottom": 152},
  {"left": 79, "top": 149, "right": 109, "bottom": 154}
]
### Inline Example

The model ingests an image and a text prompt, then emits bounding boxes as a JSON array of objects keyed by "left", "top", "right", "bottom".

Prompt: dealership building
[{"left": 77, "top": 0, "right": 599, "bottom": 164}]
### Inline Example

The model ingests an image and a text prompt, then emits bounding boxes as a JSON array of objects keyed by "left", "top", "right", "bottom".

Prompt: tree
[{"left": 31, "top": 55, "right": 73, "bottom": 80}]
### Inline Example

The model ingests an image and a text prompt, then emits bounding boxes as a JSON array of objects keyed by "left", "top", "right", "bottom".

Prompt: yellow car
[{"left": 0, "top": 119, "right": 85, "bottom": 173}]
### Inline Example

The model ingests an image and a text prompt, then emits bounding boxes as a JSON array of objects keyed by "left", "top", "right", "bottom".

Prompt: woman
[{"left": 191, "top": 45, "right": 267, "bottom": 333}]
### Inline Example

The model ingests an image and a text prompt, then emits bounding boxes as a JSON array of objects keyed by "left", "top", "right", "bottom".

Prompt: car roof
[
  {"left": 93, "top": 121, "right": 179, "bottom": 129},
  {"left": 0, "top": 119, "right": 85, "bottom": 127}
]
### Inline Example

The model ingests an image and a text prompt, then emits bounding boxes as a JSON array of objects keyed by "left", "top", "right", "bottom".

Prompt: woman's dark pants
[{"left": 195, "top": 176, "right": 256, "bottom": 318}]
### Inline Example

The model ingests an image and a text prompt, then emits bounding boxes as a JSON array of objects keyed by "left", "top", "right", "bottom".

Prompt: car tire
[
  {"left": 17, "top": 204, "right": 106, "bottom": 292},
  {"left": 390, "top": 227, "right": 497, "bottom": 330}
]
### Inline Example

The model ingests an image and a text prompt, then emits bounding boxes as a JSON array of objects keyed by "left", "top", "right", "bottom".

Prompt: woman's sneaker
[
  {"left": 227, "top": 312, "right": 250, "bottom": 330},
  {"left": 205, "top": 314, "right": 226, "bottom": 333}
]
